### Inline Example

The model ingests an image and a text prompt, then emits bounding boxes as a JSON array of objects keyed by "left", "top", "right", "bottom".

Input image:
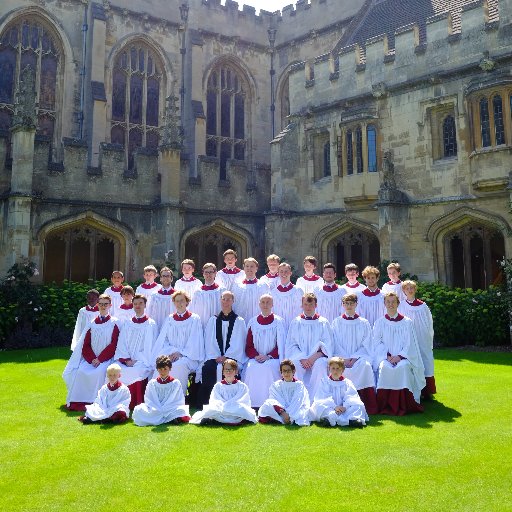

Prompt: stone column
[
  {"left": 7, "top": 65, "right": 37, "bottom": 266},
  {"left": 190, "top": 31, "right": 205, "bottom": 178}
]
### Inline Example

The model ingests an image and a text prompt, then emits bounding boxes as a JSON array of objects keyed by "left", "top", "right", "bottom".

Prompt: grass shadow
[{"left": 434, "top": 348, "right": 512, "bottom": 366}]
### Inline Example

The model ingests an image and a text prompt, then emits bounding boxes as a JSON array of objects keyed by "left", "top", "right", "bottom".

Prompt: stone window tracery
[
  {"left": 0, "top": 18, "right": 60, "bottom": 162},
  {"left": 367, "top": 125, "right": 377, "bottom": 172},
  {"left": 442, "top": 115, "right": 457, "bottom": 157},
  {"left": 184, "top": 230, "right": 242, "bottom": 269},
  {"left": 111, "top": 43, "right": 162, "bottom": 170},
  {"left": 339, "top": 121, "right": 379, "bottom": 176},
  {"left": 206, "top": 63, "right": 248, "bottom": 181},
  {"left": 492, "top": 94, "right": 505, "bottom": 145},
  {"left": 445, "top": 224, "right": 505, "bottom": 289},
  {"left": 327, "top": 230, "right": 380, "bottom": 272}
]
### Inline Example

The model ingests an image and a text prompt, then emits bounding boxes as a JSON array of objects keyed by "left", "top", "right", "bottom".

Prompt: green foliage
[{"left": 418, "top": 282, "right": 509, "bottom": 346}]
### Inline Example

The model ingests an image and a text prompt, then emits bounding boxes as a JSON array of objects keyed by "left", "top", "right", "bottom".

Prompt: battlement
[{"left": 287, "top": 0, "right": 508, "bottom": 113}]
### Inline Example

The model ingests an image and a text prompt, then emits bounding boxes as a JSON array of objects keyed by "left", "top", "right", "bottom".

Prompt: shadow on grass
[
  {"left": 434, "top": 349, "right": 512, "bottom": 366},
  {"left": 368, "top": 398, "right": 461, "bottom": 429},
  {"left": 58, "top": 404, "right": 83, "bottom": 417},
  {"left": 0, "top": 346, "right": 70, "bottom": 364}
]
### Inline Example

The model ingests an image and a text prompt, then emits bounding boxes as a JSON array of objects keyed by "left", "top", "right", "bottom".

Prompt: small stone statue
[
  {"left": 12, "top": 65, "right": 38, "bottom": 131},
  {"left": 160, "top": 95, "right": 182, "bottom": 149},
  {"left": 380, "top": 149, "right": 396, "bottom": 190}
]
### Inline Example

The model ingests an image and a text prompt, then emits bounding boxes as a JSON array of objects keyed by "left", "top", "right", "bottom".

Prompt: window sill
[{"left": 470, "top": 144, "right": 512, "bottom": 158}]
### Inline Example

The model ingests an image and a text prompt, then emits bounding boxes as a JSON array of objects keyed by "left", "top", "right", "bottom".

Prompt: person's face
[
  {"left": 173, "top": 294, "right": 188, "bottom": 313},
  {"left": 388, "top": 268, "right": 400, "bottom": 282},
  {"left": 365, "top": 273, "right": 378, "bottom": 289},
  {"left": 280, "top": 365, "right": 295, "bottom": 382},
  {"left": 182, "top": 264, "right": 194, "bottom": 277},
  {"left": 302, "top": 297, "right": 317, "bottom": 317},
  {"left": 244, "top": 261, "right": 258, "bottom": 279},
  {"left": 329, "top": 364, "right": 344, "bottom": 380},
  {"left": 259, "top": 296, "right": 273, "bottom": 315},
  {"left": 221, "top": 293, "right": 234, "bottom": 312},
  {"left": 345, "top": 270, "right": 359, "bottom": 283},
  {"left": 144, "top": 270, "right": 157, "bottom": 283},
  {"left": 384, "top": 295, "right": 399, "bottom": 315},
  {"left": 267, "top": 259, "right": 279, "bottom": 273},
  {"left": 160, "top": 272, "right": 173, "bottom": 288},
  {"left": 403, "top": 284, "right": 416, "bottom": 300},
  {"left": 157, "top": 366, "right": 171, "bottom": 379},
  {"left": 106, "top": 369, "right": 121, "bottom": 385},
  {"left": 224, "top": 254, "right": 237, "bottom": 268},
  {"left": 87, "top": 293, "right": 99, "bottom": 307},
  {"left": 303, "top": 261, "right": 316, "bottom": 275},
  {"left": 121, "top": 292, "right": 133, "bottom": 305},
  {"left": 223, "top": 365, "right": 237, "bottom": 382},
  {"left": 203, "top": 267, "right": 216, "bottom": 284},
  {"left": 278, "top": 266, "right": 291, "bottom": 283},
  {"left": 133, "top": 297, "right": 146, "bottom": 316},
  {"left": 323, "top": 268, "right": 336, "bottom": 283},
  {"left": 98, "top": 298, "right": 111, "bottom": 316},
  {"left": 342, "top": 298, "right": 357, "bottom": 316},
  {"left": 111, "top": 273, "right": 123, "bottom": 287}
]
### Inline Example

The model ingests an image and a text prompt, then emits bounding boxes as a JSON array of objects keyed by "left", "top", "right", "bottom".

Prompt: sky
[{"left": 238, "top": 0, "right": 296, "bottom": 14}]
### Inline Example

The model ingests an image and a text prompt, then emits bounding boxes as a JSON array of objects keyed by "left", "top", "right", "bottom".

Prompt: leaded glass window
[
  {"left": 442, "top": 115, "right": 457, "bottom": 157},
  {"left": 367, "top": 125, "right": 377, "bottom": 171},
  {"left": 479, "top": 98, "right": 491, "bottom": 148},
  {"left": 493, "top": 95, "right": 505, "bottom": 145},
  {"left": 346, "top": 130, "right": 353, "bottom": 175}
]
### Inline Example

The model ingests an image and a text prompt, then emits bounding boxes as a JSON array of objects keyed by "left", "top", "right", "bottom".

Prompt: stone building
[{"left": 0, "top": 0, "right": 510, "bottom": 288}]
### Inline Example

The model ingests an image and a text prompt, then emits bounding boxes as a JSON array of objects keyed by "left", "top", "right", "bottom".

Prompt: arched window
[
  {"left": 493, "top": 95, "right": 505, "bottom": 145},
  {"left": 111, "top": 43, "right": 163, "bottom": 169},
  {"left": 44, "top": 225, "right": 122, "bottom": 283},
  {"left": 0, "top": 18, "right": 60, "bottom": 162},
  {"left": 184, "top": 230, "right": 243, "bottom": 269},
  {"left": 280, "top": 75, "right": 290, "bottom": 132},
  {"left": 367, "top": 125, "right": 377, "bottom": 172},
  {"left": 323, "top": 141, "right": 331, "bottom": 177},
  {"left": 446, "top": 224, "right": 505, "bottom": 289},
  {"left": 442, "top": 115, "right": 457, "bottom": 157},
  {"left": 328, "top": 230, "right": 380, "bottom": 272},
  {"left": 346, "top": 130, "right": 353, "bottom": 175},
  {"left": 355, "top": 127, "right": 363, "bottom": 173},
  {"left": 479, "top": 97, "right": 491, "bottom": 147},
  {"left": 206, "top": 63, "right": 248, "bottom": 181}
]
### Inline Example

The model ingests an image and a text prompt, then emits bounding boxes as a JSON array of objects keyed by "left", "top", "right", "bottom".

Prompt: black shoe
[
  {"left": 348, "top": 419, "right": 365, "bottom": 428},
  {"left": 200, "top": 418, "right": 214, "bottom": 426},
  {"left": 78, "top": 416, "right": 92, "bottom": 424}
]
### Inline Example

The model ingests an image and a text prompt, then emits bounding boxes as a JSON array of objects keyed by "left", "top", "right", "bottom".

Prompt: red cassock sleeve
[
  {"left": 81, "top": 329, "right": 95, "bottom": 363},
  {"left": 98, "top": 324, "right": 120, "bottom": 363},
  {"left": 245, "top": 328, "right": 259, "bottom": 359},
  {"left": 267, "top": 344, "right": 279, "bottom": 360}
]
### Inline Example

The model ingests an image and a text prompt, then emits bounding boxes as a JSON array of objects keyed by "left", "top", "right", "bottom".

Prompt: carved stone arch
[
  {"left": 425, "top": 207, "right": 511, "bottom": 286},
  {"left": 314, "top": 218, "right": 380, "bottom": 271},
  {"left": 275, "top": 62, "right": 300, "bottom": 132},
  {"left": 0, "top": 6, "right": 76, "bottom": 150},
  {"left": 38, "top": 211, "right": 134, "bottom": 282},
  {"left": 180, "top": 219, "right": 254, "bottom": 269}
]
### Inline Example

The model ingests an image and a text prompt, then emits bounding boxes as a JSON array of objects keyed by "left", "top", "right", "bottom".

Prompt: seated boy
[
  {"left": 399, "top": 280, "right": 436, "bottom": 398},
  {"left": 296, "top": 255, "right": 324, "bottom": 294},
  {"left": 258, "top": 254, "right": 281, "bottom": 289},
  {"left": 215, "top": 249, "right": 246, "bottom": 291},
  {"left": 381, "top": 262, "right": 405, "bottom": 302},
  {"left": 132, "top": 355, "right": 190, "bottom": 426},
  {"left": 331, "top": 293, "right": 378, "bottom": 414},
  {"left": 356, "top": 266, "right": 385, "bottom": 328},
  {"left": 70, "top": 289, "right": 99, "bottom": 351},
  {"left": 174, "top": 259, "right": 202, "bottom": 301},
  {"left": 63, "top": 295, "right": 120, "bottom": 410},
  {"left": 115, "top": 285, "right": 135, "bottom": 325},
  {"left": 190, "top": 359, "right": 257, "bottom": 425},
  {"left": 135, "top": 265, "right": 162, "bottom": 298},
  {"left": 258, "top": 359, "right": 310, "bottom": 426},
  {"left": 340, "top": 263, "right": 366, "bottom": 294},
  {"left": 147, "top": 266, "right": 176, "bottom": 331},
  {"left": 79, "top": 364, "right": 130, "bottom": 424},
  {"left": 309, "top": 357, "right": 368, "bottom": 428},
  {"left": 114, "top": 294, "right": 158, "bottom": 409},
  {"left": 103, "top": 270, "right": 125, "bottom": 317},
  {"left": 374, "top": 292, "right": 425, "bottom": 415}
]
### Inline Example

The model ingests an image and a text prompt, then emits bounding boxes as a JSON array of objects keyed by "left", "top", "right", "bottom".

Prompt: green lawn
[{"left": 0, "top": 347, "right": 511, "bottom": 512}]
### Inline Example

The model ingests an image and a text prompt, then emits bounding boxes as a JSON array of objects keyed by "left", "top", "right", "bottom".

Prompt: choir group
[{"left": 62, "top": 251, "right": 436, "bottom": 427}]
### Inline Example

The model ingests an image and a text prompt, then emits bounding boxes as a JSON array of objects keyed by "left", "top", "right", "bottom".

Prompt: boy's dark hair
[
  {"left": 120, "top": 285, "right": 135, "bottom": 296},
  {"left": 344, "top": 263, "right": 359, "bottom": 273},
  {"left": 303, "top": 292, "right": 318, "bottom": 305},
  {"left": 323, "top": 262, "right": 336, "bottom": 272},
  {"left": 133, "top": 293, "right": 147, "bottom": 304},
  {"left": 87, "top": 289, "right": 100, "bottom": 296},
  {"left": 342, "top": 293, "right": 358, "bottom": 304},
  {"left": 280, "top": 359, "right": 296, "bottom": 372},
  {"left": 181, "top": 259, "right": 196, "bottom": 270},
  {"left": 303, "top": 255, "right": 317, "bottom": 266},
  {"left": 156, "top": 355, "right": 172, "bottom": 369}
]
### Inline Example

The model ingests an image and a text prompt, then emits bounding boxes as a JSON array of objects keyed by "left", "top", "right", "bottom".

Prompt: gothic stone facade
[{"left": 0, "top": 0, "right": 510, "bottom": 288}]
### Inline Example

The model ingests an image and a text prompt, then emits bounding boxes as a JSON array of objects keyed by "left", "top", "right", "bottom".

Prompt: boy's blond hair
[
  {"left": 384, "top": 291, "right": 400, "bottom": 305},
  {"left": 401, "top": 279, "right": 417, "bottom": 291},
  {"left": 171, "top": 290, "right": 191, "bottom": 304},
  {"left": 98, "top": 293, "right": 112, "bottom": 303},
  {"left": 362, "top": 266, "right": 380, "bottom": 278},
  {"left": 328, "top": 357, "right": 345, "bottom": 370},
  {"left": 387, "top": 262, "right": 401, "bottom": 273},
  {"left": 202, "top": 262, "right": 217, "bottom": 271},
  {"left": 243, "top": 257, "right": 259, "bottom": 267},
  {"left": 181, "top": 259, "right": 195, "bottom": 270},
  {"left": 143, "top": 265, "right": 157, "bottom": 274},
  {"left": 278, "top": 262, "right": 291, "bottom": 271},
  {"left": 266, "top": 254, "right": 280, "bottom": 263}
]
